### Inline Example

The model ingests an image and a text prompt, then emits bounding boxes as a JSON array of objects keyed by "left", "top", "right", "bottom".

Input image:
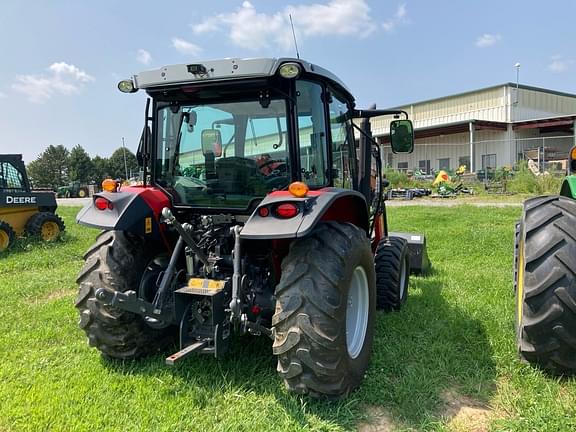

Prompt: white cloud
[
  {"left": 191, "top": 0, "right": 377, "bottom": 51},
  {"left": 382, "top": 3, "right": 408, "bottom": 32},
  {"left": 137, "top": 49, "right": 152, "bottom": 65},
  {"left": 475, "top": 33, "right": 501, "bottom": 48},
  {"left": 548, "top": 55, "right": 572, "bottom": 73},
  {"left": 12, "top": 62, "right": 94, "bottom": 103},
  {"left": 172, "top": 37, "right": 202, "bottom": 56}
]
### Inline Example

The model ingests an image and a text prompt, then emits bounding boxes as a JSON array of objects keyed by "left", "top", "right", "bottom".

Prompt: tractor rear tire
[
  {"left": 26, "top": 212, "right": 65, "bottom": 241},
  {"left": 78, "top": 187, "right": 88, "bottom": 198},
  {"left": 0, "top": 221, "right": 16, "bottom": 252},
  {"left": 75, "top": 230, "right": 174, "bottom": 360},
  {"left": 374, "top": 236, "right": 410, "bottom": 311},
  {"left": 515, "top": 195, "right": 576, "bottom": 374},
  {"left": 272, "top": 222, "right": 376, "bottom": 398}
]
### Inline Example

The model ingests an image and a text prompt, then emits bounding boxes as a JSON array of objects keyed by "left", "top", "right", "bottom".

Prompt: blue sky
[{"left": 1, "top": 0, "right": 575, "bottom": 163}]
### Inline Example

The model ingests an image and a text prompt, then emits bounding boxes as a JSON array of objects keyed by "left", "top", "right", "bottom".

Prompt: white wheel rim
[{"left": 346, "top": 265, "right": 369, "bottom": 359}]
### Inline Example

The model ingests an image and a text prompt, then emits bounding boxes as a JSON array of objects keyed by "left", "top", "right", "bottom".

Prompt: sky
[{"left": 1, "top": 0, "right": 576, "bottom": 163}]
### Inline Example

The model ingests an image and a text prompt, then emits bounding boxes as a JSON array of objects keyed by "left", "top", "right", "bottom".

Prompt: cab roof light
[
  {"left": 118, "top": 79, "right": 138, "bottom": 93},
  {"left": 278, "top": 62, "right": 302, "bottom": 79},
  {"left": 288, "top": 181, "right": 309, "bottom": 198}
]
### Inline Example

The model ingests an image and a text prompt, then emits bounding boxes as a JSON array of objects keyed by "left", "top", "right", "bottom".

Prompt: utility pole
[{"left": 121, "top": 137, "right": 129, "bottom": 180}]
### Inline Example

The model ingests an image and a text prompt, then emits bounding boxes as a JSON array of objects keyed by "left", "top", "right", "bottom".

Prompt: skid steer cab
[{"left": 76, "top": 58, "right": 430, "bottom": 399}]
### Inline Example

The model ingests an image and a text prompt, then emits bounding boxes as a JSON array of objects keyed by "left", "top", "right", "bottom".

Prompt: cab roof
[{"left": 132, "top": 58, "right": 353, "bottom": 102}]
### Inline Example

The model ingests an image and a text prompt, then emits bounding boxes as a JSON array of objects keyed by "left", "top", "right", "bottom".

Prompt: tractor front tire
[
  {"left": 75, "top": 230, "right": 174, "bottom": 359},
  {"left": 374, "top": 236, "right": 410, "bottom": 311},
  {"left": 0, "top": 221, "right": 16, "bottom": 252},
  {"left": 26, "top": 212, "right": 65, "bottom": 241},
  {"left": 272, "top": 222, "right": 376, "bottom": 398},
  {"left": 516, "top": 196, "right": 576, "bottom": 374}
]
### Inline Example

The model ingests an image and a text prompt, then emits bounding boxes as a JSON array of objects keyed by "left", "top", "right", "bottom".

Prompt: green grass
[{"left": 1, "top": 205, "right": 576, "bottom": 431}]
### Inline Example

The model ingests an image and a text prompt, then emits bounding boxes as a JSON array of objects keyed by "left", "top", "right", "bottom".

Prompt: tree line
[{"left": 27, "top": 144, "right": 139, "bottom": 189}]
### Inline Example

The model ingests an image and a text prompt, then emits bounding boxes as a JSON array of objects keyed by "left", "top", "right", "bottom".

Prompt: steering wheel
[{"left": 258, "top": 159, "right": 287, "bottom": 176}]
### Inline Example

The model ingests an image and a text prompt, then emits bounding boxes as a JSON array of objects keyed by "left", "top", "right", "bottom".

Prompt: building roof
[{"left": 390, "top": 83, "right": 576, "bottom": 110}]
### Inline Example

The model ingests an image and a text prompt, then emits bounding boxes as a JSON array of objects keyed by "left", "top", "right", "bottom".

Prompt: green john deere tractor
[{"left": 514, "top": 146, "right": 576, "bottom": 373}]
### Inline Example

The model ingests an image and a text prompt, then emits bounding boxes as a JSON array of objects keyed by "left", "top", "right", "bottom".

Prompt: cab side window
[
  {"left": 328, "top": 92, "right": 356, "bottom": 189},
  {"left": 0, "top": 162, "right": 25, "bottom": 191}
]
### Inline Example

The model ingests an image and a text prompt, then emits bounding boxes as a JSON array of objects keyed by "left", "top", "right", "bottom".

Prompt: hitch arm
[{"left": 95, "top": 287, "right": 174, "bottom": 323}]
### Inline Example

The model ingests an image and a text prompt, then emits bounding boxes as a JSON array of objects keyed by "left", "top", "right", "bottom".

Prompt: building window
[
  {"left": 397, "top": 162, "right": 408, "bottom": 171},
  {"left": 438, "top": 158, "right": 450, "bottom": 171},
  {"left": 418, "top": 160, "right": 430, "bottom": 174},
  {"left": 458, "top": 156, "right": 470, "bottom": 172},
  {"left": 482, "top": 154, "right": 496, "bottom": 171}
]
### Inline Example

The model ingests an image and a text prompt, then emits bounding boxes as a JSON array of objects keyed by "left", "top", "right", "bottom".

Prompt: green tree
[
  {"left": 91, "top": 156, "right": 111, "bottom": 182},
  {"left": 68, "top": 144, "right": 94, "bottom": 183},
  {"left": 27, "top": 145, "right": 69, "bottom": 189},
  {"left": 109, "top": 147, "right": 138, "bottom": 180}
]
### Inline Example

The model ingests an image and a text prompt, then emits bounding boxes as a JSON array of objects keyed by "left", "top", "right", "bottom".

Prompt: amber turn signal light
[
  {"left": 288, "top": 181, "right": 308, "bottom": 198},
  {"left": 102, "top": 179, "right": 118, "bottom": 193}
]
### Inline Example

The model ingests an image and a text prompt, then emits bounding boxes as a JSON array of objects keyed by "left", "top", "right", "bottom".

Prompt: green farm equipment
[
  {"left": 514, "top": 146, "right": 576, "bottom": 373},
  {"left": 57, "top": 181, "right": 90, "bottom": 198}
]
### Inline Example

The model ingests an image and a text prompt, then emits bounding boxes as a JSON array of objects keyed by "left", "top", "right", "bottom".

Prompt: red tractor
[{"left": 75, "top": 58, "right": 429, "bottom": 398}]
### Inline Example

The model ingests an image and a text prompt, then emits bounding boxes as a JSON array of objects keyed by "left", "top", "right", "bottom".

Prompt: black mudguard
[
  {"left": 389, "top": 231, "right": 431, "bottom": 274},
  {"left": 240, "top": 188, "right": 368, "bottom": 240},
  {"left": 76, "top": 191, "right": 163, "bottom": 239}
]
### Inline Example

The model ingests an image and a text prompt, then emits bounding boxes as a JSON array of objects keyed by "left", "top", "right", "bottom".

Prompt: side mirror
[
  {"left": 137, "top": 125, "right": 152, "bottom": 167},
  {"left": 201, "top": 129, "right": 222, "bottom": 157},
  {"left": 390, "top": 120, "right": 414, "bottom": 154},
  {"left": 183, "top": 111, "right": 197, "bottom": 132}
]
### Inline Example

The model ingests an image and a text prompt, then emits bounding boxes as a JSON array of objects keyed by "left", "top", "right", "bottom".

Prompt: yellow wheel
[
  {"left": 78, "top": 188, "right": 88, "bottom": 198},
  {"left": 25, "top": 212, "right": 65, "bottom": 242},
  {"left": 41, "top": 221, "right": 61, "bottom": 241},
  {"left": 0, "top": 221, "right": 16, "bottom": 252}
]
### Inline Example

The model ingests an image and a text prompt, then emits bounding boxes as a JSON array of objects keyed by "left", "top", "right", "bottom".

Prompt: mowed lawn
[{"left": 1, "top": 204, "right": 575, "bottom": 431}]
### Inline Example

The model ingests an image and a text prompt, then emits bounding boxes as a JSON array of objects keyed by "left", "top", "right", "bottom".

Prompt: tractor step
[{"left": 165, "top": 340, "right": 208, "bottom": 366}]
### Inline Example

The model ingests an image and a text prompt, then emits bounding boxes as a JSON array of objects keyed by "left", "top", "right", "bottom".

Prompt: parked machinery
[{"left": 75, "top": 58, "right": 430, "bottom": 398}]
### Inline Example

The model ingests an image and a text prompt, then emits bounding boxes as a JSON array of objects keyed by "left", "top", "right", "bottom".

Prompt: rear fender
[
  {"left": 240, "top": 188, "right": 368, "bottom": 240},
  {"left": 76, "top": 186, "right": 170, "bottom": 239},
  {"left": 560, "top": 176, "right": 576, "bottom": 199}
]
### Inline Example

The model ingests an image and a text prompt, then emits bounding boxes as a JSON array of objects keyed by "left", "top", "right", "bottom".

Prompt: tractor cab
[{"left": 75, "top": 58, "right": 428, "bottom": 399}]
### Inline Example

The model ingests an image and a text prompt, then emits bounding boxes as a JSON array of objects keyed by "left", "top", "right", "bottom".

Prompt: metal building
[{"left": 373, "top": 83, "right": 576, "bottom": 174}]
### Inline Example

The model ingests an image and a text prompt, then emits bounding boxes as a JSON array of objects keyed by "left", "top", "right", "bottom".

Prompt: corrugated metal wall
[{"left": 513, "top": 87, "right": 576, "bottom": 121}]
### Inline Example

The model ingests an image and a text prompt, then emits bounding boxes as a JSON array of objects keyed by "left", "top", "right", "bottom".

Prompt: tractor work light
[
  {"left": 118, "top": 79, "right": 137, "bottom": 93},
  {"left": 278, "top": 62, "right": 301, "bottom": 79},
  {"left": 102, "top": 178, "right": 118, "bottom": 193},
  {"left": 288, "top": 181, "right": 309, "bottom": 198}
]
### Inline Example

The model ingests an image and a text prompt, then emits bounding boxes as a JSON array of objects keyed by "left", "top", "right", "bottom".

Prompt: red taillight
[
  {"left": 275, "top": 203, "right": 299, "bottom": 219},
  {"left": 258, "top": 206, "right": 270, "bottom": 217},
  {"left": 95, "top": 197, "right": 113, "bottom": 210}
]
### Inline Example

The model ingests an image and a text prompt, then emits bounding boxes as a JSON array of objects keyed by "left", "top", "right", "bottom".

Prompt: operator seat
[{"left": 215, "top": 157, "right": 265, "bottom": 195}]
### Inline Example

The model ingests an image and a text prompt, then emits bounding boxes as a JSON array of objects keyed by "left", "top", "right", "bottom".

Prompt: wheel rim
[
  {"left": 517, "top": 233, "right": 525, "bottom": 327},
  {"left": 346, "top": 265, "right": 369, "bottom": 359},
  {"left": 41, "top": 221, "right": 60, "bottom": 241},
  {"left": 399, "top": 255, "right": 408, "bottom": 299},
  {"left": 0, "top": 230, "right": 9, "bottom": 251},
  {"left": 78, "top": 190, "right": 86, "bottom": 198}
]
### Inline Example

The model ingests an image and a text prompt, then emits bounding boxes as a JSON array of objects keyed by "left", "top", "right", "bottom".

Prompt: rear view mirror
[
  {"left": 390, "top": 120, "right": 414, "bottom": 154},
  {"left": 201, "top": 129, "right": 222, "bottom": 157}
]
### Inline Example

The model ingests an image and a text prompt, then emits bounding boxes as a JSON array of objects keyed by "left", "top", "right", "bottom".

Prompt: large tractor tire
[
  {"left": 374, "top": 236, "right": 410, "bottom": 311},
  {"left": 0, "top": 221, "right": 16, "bottom": 252},
  {"left": 75, "top": 231, "right": 175, "bottom": 360},
  {"left": 272, "top": 222, "right": 376, "bottom": 398},
  {"left": 26, "top": 212, "right": 65, "bottom": 241},
  {"left": 515, "top": 195, "right": 576, "bottom": 374}
]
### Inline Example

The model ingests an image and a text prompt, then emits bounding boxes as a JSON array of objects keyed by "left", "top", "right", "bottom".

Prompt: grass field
[{"left": 1, "top": 205, "right": 576, "bottom": 431}]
